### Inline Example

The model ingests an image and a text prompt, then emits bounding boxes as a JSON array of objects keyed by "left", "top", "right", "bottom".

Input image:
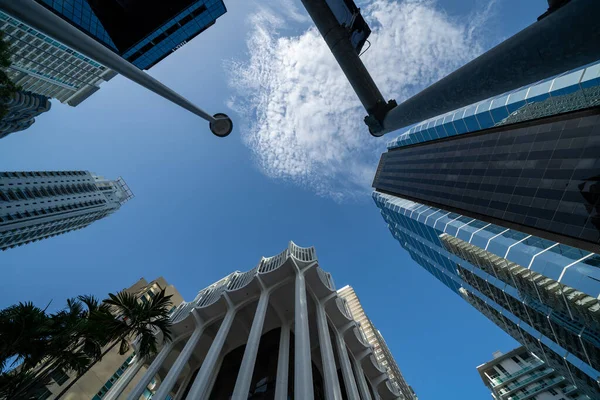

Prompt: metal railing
[
  {"left": 492, "top": 359, "right": 545, "bottom": 385},
  {"left": 507, "top": 376, "right": 565, "bottom": 400},
  {"left": 500, "top": 368, "right": 553, "bottom": 395},
  {"left": 170, "top": 242, "right": 317, "bottom": 323}
]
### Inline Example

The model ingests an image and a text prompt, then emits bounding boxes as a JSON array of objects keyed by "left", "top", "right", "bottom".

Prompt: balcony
[
  {"left": 491, "top": 359, "right": 544, "bottom": 386},
  {"left": 499, "top": 368, "right": 553, "bottom": 398},
  {"left": 562, "top": 385, "right": 578, "bottom": 395},
  {"left": 507, "top": 376, "right": 565, "bottom": 400}
]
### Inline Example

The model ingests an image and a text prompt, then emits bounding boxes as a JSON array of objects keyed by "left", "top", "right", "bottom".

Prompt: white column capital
[
  {"left": 192, "top": 308, "right": 204, "bottom": 327},
  {"left": 321, "top": 292, "right": 337, "bottom": 305},
  {"left": 372, "top": 373, "right": 388, "bottom": 387},
  {"left": 340, "top": 321, "right": 355, "bottom": 334},
  {"left": 356, "top": 348, "right": 371, "bottom": 361}
]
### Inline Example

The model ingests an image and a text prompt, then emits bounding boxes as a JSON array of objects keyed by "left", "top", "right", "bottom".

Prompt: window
[
  {"left": 34, "top": 388, "right": 52, "bottom": 400},
  {"left": 548, "top": 388, "right": 558, "bottom": 395},
  {"left": 50, "top": 368, "right": 69, "bottom": 385},
  {"left": 496, "top": 364, "right": 508, "bottom": 375}
]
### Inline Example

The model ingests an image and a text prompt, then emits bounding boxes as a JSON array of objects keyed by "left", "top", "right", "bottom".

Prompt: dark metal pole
[
  {"left": 0, "top": 0, "right": 233, "bottom": 137},
  {"left": 299, "top": 0, "right": 396, "bottom": 137},
  {"left": 379, "top": 0, "right": 600, "bottom": 135}
]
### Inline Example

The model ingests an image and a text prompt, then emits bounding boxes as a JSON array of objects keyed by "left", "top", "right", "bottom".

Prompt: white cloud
[{"left": 227, "top": 0, "right": 494, "bottom": 201}]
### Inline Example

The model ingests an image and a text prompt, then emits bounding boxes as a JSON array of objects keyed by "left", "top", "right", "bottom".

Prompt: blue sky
[{"left": 0, "top": 0, "right": 550, "bottom": 398}]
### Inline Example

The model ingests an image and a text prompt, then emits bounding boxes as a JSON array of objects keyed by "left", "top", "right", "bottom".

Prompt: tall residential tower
[
  {"left": 478, "top": 347, "right": 590, "bottom": 400},
  {"left": 0, "top": 170, "right": 132, "bottom": 251},
  {"left": 372, "top": 60, "right": 600, "bottom": 398},
  {"left": 0, "top": 11, "right": 116, "bottom": 106}
]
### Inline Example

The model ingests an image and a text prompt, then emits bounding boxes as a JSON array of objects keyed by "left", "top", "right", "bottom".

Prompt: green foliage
[
  {"left": 0, "top": 288, "right": 174, "bottom": 399},
  {"left": 0, "top": 30, "right": 20, "bottom": 119}
]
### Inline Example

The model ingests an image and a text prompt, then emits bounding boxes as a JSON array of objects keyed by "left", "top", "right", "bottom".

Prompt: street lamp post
[
  {"left": 301, "top": 0, "right": 600, "bottom": 137},
  {"left": 0, "top": 0, "right": 233, "bottom": 138}
]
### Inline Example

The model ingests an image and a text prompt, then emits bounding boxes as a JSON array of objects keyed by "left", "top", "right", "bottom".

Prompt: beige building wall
[
  {"left": 44, "top": 277, "right": 183, "bottom": 400},
  {"left": 337, "top": 285, "right": 416, "bottom": 399}
]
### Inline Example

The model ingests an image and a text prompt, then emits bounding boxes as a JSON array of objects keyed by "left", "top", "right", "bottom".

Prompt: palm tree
[
  {"left": 52, "top": 288, "right": 174, "bottom": 399},
  {"left": 0, "top": 302, "right": 52, "bottom": 371},
  {"left": 0, "top": 296, "right": 115, "bottom": 399}
]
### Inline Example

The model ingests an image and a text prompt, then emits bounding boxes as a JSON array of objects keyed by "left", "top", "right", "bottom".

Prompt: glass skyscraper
[
  {"left": 35, "top": 0, "right": 227, "bottom": 69},
  {"left": 372, "top": 60, "right": 600, "bottom": 398}
]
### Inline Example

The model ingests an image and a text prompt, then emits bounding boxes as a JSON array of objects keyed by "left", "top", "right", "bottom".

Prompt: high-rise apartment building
[
  {"left": 0, "top": 170, "right": 132, "bottom": 251},
  {"left": 98, "top": 242, "right": 403, "bottom": 400},
  {"left": 478, "top": 347, "right": 590, "bottom": 400},
  {"left": 35, "top": 0, "right": 227, "bottom": 70},
  {"left": 37, "top": 277, "right": 185, "bottom": 400},
  {"left": 337, "top": 285, "right": 416, "bottom": 400},
  {"left": 372, "top": 60, "right": 600, "bottom": 398},
  {"left": 0, "top": 90, "right": 51, "bottom": 139},
  {"left": 0, "top": 11, "right": 116, "bottom": 106}
]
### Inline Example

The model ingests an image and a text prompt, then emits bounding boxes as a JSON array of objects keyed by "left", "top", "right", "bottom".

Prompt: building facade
[
  {"left": 0, "top": 90, "right": 51, "bottom": 139},
  {"left": 0, "top": 11, "right": 116, "bottom": 106},
  {"left": 0, "top": 170, "right": 132, "bottom": 251},
  {"left": 35, "top": 0, "right": 227, "bottom": 70},
  {"left": 372, "top": 60, "right": 600, "bottom": 398},
  {"left": 337, "top": 285, "right": 416, "bottom": 399},
  {"left": 478, "top": 347, "right": 590, "bottom": 400},
  {"left": 37, "top": 277, "right": 185, "bottom": 400},
  {"left": 373, "top": 59, "right": 600, "bottom": 253},
  {"left": 99, "top": 242, "right": 402, "bottom": 400}
]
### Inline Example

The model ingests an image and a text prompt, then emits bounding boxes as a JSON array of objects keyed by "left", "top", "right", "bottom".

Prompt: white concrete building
[
  {"left": 0, "top": 170, "right": 132, "bottom": 251},
  {"left": 0, "top": 11, "right": 116, "bottom": 106},
  {"left": 102, "top": 242, "right": 402, "bottom": 400},
  {"left": 478, "top": 347, "right": 591, "bottom": 400},
  {"left": 338, "top": 286, "right": 416, "bottom": 400}
]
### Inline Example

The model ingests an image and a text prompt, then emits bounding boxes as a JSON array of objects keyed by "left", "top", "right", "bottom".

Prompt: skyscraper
[
  {"left": 0, "top": 90, "right": 51, "bottom": 139},
  {"left": 373, "top": 59, "right": 600, "bottom": 253},
  {"left": 35, "top": 0, "right": 228, "bottom": 70},
  {"left": 372, "top": 60, "right": 600, "bottom": 398},
  {"left": 338, "top": 285, "right": 416, "bottom": 400},
  {"left": 0, "top": 11, "right": 116, "bottom": 106},
  {"left": 478, "top": 347, "right": 590, "bottom": 400},
  {"left": 0, "top": 171, "right": 132, "bottom": 251},
  {"left": 99, "top": 242, "right": 403, "bottom": 400},
  {"left": 39, "top": 277, "right": 184, "bottom": 400}
]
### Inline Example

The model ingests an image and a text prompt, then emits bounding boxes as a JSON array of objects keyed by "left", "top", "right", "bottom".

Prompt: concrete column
[
  {"left": 333, "top": 330, "right": 360, "bottom": 400},
  {"left": 152, "top": 327, "right": 204, "bottom": 400},
  {"left": 315, "top": 301, "right": 342, "bottom": 400},
  {"left": 126, "top": 342, "right": 174, "bottom": 400},
  {"left": 274, "top": 323, "right": 291, "bottom": 400},
  {"left": 350, "top": 355, "right": 372, "bottom": 400},
  {"left": 173, "top": 369, "right": 194, "bottom": 400},
  {"left": 294, "top": 270, "right": 314, "bottom": 400},
  {"left": 103, "top": 356, "right": 144, "bottom": 400},
  {"left": 205, "top": 352, "right": 225, "bottom": 398},
  {"left": 185, "top": 308, "right": 236, "bottom": 398},
  {"left": 232, "top": 290, "right": 270, "bottom": 398}
]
